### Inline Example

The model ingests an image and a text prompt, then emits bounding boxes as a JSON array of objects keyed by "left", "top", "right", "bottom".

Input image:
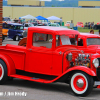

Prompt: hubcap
[
  {"left": 73, "top": 75, "right": 86, "bottom": 91},
  {"left": 16, "top": 36, "right": 18, "bottom": 41},
  {"left": 77, "top": 79, "right": 84, "bottom": 88}
]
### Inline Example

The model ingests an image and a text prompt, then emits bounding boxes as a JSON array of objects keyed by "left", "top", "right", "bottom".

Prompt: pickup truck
[{"left": 1, "top": 26, "right": 100, "bottom": 97}]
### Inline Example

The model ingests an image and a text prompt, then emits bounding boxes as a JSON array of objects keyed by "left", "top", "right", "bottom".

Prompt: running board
[{"left": 10, "top": 74, "right": 52, "bottom": 83}]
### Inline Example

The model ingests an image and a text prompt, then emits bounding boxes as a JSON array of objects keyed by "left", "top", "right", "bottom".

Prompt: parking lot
[{"left": 0, "top": 38, "right": 100, "bottom": 100}]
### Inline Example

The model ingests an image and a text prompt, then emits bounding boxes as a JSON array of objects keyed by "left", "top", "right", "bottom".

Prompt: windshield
[
  {"left": 87, "top": 38, "right": 100, "bottom": 46},
  {"left": 14, "top": 26, "right": 24, "bottom": 30},
  {"left": 29, "top": 24, "right": 34, "bottom": 27},
  {"left": 56, "top": 35, "right": 77, "bottom": 47}
]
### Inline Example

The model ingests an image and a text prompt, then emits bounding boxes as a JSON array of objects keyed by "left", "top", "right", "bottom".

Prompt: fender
[
  {"left": 17, "top": 34, "right": 23, "bottom": 37},
  {"left": 45, "top": 66, "right": 96, "bottom": 83},
  {"left": 0, "top": 54, "right": 16, "bottom": 76}
]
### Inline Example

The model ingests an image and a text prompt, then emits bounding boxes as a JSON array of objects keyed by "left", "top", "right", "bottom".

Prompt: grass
[{"left": 67, "top": 26, "right": 99, "bottom": 33}]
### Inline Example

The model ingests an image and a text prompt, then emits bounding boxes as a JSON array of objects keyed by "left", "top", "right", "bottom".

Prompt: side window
[
  {"left": 9, "top": 25, "right": 13, "bottom": 29},
  {"left": 33, "top": 33, "right": 52, "bottom": 48},
  {"left": 3, "top": 24, "right": 9, "bottom": 29},
  {"left": 78, "top": 38, "right": 83, "bottom": 46}
]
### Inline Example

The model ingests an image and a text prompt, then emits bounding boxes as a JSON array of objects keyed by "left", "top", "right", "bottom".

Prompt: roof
[
  {"left": 79, "top": 33, "right": 100, "bottom": 38},
  {"left": 7, "top": 23, "right": 23, "bottom": 26},
  {"left": 28, "top": 26, "right": 80, "bottom": 35}
]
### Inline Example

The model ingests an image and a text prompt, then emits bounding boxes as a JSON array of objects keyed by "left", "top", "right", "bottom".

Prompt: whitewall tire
[{"left": 70, "top": 71, "right": 94, "bottom": 96}]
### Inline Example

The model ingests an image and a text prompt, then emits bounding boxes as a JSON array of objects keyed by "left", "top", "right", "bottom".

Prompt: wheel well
[
  {"left": 56, "top": 70, "right": 95, "bottom": 83},
  {"left": 0, "top": 55, "right": 16, "bottom": 76}
]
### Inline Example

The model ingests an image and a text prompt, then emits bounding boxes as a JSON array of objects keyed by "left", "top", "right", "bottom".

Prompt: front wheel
[
  {"left": 0, "top": 60, "right": 7, "bottom": 84},
  {"left": 70, "top": 71, "right": 94, "bottom": 97},
  {"left": 13, "top": 35, "right": 20, "bottom": 41}
]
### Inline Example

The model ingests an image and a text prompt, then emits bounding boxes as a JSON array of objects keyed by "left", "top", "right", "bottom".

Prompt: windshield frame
[{"left": 56, "top": 34, "right": 78, "bottom": 47}]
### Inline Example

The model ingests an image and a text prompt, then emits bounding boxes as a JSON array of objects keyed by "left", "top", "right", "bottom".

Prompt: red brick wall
[{"left": 0, "top": 0, "right": 2, "bottom": 45}]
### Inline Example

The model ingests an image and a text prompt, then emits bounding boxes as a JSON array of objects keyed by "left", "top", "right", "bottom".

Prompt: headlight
[
  {"left": 78, "top": 54, "right": 82, "bottom": 57},
  {"left": 21, "top": 33, "right": 23, "bottom": 36},
  {"left": 93, "top": 58, "right": 99, "bottom": 68},
  {"left": 67, "top": 53, "right": 72, "bottom": 61}
]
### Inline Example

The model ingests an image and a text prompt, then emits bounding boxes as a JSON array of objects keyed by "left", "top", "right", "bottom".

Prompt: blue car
[{"left": 8, "top": 23, "right": 24, "bottom": 41}]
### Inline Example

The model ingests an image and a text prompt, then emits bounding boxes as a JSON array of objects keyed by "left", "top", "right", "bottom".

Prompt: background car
[
  {"left": 2, "top": 22, "right": 9, "bottom": 41},
  {"left": 65, "top": 21, "right": 71, "bottom": 26},
  {"left": 24, "top": 23, "right": 34, "bottom": 30},
  {"left": 76, "top": 22, "right": 84, "bottom": 27},
  {"left": 97, "top": 22, "right": 100, "bottom": 25},
  {"left": 8, "top": 23, "right": 24, "bottom": 41}
]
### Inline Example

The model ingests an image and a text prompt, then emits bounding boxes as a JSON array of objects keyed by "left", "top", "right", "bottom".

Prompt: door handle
[{"left": 29, "top": 49, "right": 32, "bottom": 52}]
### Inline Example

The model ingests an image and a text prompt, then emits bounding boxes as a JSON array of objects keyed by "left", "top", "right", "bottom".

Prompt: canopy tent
[
  {"left": 36, "top": 15, "right": 48, "bottom": 20},
  {"left": 19, "top": 14, "right": 37, "bottom": 19},
  {"left": 47, "top": 16, "right": 62, "bottom": 20}
]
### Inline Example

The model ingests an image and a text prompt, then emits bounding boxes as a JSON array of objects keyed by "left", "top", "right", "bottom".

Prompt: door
[
  {"left": 8, "top": 25, "right": 16, "bottom": 39},
  {"left": 25, "top": 32, "right": 53, "bottom": 75}
]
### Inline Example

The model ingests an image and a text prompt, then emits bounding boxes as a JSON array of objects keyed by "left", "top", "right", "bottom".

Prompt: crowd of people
[{"left": 84, "top": 22, "right": 94, "bottom": 29}]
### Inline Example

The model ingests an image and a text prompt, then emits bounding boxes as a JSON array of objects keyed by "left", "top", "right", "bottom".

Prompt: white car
[
  {"left": 24, "top": 23, "right": 34, "bottom": 30},
  {"left": 65, "top": 21, "right": 71, "bottom": 26}
]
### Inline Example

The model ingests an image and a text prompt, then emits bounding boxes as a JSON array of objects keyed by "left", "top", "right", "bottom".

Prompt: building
[{"left": 0, "top": 0, "right": 2, "bottom": 45}]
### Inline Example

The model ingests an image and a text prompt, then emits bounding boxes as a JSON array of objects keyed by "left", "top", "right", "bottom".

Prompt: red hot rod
[{"left": 0, "top": 27, "right": 100, "bottom": 96}]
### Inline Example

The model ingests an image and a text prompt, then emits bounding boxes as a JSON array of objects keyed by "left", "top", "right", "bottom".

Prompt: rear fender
[{"left": 0, "top": 54, "right": 16, "bottom": 76}]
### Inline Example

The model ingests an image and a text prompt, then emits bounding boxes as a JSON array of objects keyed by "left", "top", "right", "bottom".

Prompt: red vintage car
[
  {"left": 76, "top": 33, "right": 100, "bottom": 54},
  {"left": 97, "top": 22, "right": 100, "bottom": 25},
  {"left": 1, "top": 27, "right": 100, "bottom": 97},
  {"left": 76, "top": 22, "right": 84, "bottom": 27}
]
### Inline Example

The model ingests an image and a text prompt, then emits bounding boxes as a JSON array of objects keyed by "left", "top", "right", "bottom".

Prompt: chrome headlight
[
  {"left": 78, "top": 54, "right": 82, "bottom": 57},
  {"left": 21, "top": 33, "right": 23, "bottom": 36},
  {"left": 93, "top": 58, "right": 99, "bottom": 68},
  {"left": 67, "top": 53, "right": 72, "bottom": 61}
]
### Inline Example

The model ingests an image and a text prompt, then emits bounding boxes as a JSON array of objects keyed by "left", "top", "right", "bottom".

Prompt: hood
[
  {"left": 17, "top": 30, "right": 24, "bottom": 33},
  {"left": 88, "top": 45, "right": 100, "bottom": 53}
]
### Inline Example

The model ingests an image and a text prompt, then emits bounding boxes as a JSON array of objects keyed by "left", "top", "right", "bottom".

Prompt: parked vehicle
[
  {"left": 16, "top": 27, "right": 100, "bottom": 96},
  {"left": 97, "top": 22, "right": 100, "bottom": 25},
  {"left": 2, "top": 22, "right": 9, "bottom": 41},
  {"left": 8, "top": 23, "right": 24, "bottom": 41},
  {"left": 3, "top": 17, "right": 11, "bottom": 22},
  {"left": 65, "top": 21, "right": 71, "bottom": 26},
  {"left": 93, "top": 23, "right": 100, "bottom": 29},
  {"left": 76, "top": 22, "right": 84, "bottom": 27},
  {"left": 48, "top": 23, "right": 60, "bottom": 27},
  {"left": 76, "top": 33, "right": 100, "bottom": 54},
  {"left": 24, "top": 23, "right": 34, "bottom": 30}
]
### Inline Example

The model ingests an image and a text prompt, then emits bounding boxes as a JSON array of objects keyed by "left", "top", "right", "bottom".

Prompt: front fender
[
  {"left": 17, "top": 34, "right": 23, "bottom": 37},
  {"left": 0, "top": 54, "right": 16, "bottom": 76},
  {"left": 47, "top": 66, "right": 96, "bottom": 83},
  {"left": 64, "top": 66, "right": 96, "bottom": 76}
]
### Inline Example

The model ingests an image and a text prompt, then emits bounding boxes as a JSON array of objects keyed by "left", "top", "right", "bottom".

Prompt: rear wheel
[
  {"left": 0, "top": 60, "right": 7, "bottom": 84},
  {"left": 70, "top": 71, "right": 94, "bottom": 97}
]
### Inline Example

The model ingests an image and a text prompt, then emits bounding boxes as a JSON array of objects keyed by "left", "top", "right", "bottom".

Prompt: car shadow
[{"left": 3, "top": 78, "right": 100, "bottom": 99}]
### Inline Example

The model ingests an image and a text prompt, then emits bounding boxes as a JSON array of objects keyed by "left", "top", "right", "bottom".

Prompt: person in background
[
  {"left": 89, "top": 29, "right": 94, "bottom": 34},
  {"left": 70, "top": 20, "right": 74, "bottom": 29}
]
